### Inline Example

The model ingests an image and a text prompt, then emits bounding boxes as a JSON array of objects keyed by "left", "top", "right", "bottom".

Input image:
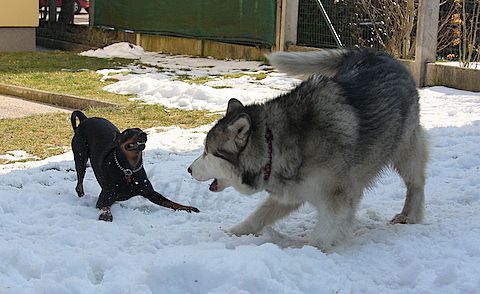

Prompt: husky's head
[{"left": 188, "top": 98, "right": 263, "bottom": 195}]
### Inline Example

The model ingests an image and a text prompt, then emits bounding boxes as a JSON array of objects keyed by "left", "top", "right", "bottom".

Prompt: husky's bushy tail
[
  {"left": 71, "top": 110, "right": 88, "bottom": 130},
  {"left": 266, "top": 49, "right": 349, "bottom": 78}
]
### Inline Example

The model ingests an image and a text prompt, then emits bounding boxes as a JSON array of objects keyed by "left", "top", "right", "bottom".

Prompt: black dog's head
[{"left": 115, "top": 128, "right": 147, "bottom": 154}]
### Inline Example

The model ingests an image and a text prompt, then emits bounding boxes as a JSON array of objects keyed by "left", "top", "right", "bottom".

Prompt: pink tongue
[{"left": 209, "top": 179, "right": 218, "bottom": 191}]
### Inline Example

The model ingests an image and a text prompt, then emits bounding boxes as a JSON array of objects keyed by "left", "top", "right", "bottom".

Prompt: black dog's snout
[
  {"left": 139, "top": 132, "right": 147, "bottom": 142},
  {"left": 187, "top": 167, "right": 192, "bottom": 174}
]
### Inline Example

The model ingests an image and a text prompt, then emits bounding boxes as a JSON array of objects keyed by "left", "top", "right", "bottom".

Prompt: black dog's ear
[
  {"left": 227, "top": 98, "right": 244, "bottom": 115},
  {"left": 113, "top": 131, "right": 121, "bottom": 143}
]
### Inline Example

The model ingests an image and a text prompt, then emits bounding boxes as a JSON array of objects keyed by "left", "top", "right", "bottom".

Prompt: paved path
[{"left": 0, "top": 94, "right": 70, "bottom": 119}]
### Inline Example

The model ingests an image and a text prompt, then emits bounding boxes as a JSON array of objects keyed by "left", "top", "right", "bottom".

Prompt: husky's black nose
[{"left": 187, "top": 167, "right": 192, "bottom": 174}]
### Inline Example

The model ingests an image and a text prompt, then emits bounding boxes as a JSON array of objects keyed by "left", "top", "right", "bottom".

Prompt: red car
[{"left": 39, "top": 0, "right": 89, "bottom": 14}]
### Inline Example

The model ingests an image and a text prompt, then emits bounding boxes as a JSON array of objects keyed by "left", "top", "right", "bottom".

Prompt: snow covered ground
[
  {"left": 1, "top": 44, "right": 480, "bottom": 293},
  {"left": 85, "top": 43, "right": 300, "bottom": 111}
]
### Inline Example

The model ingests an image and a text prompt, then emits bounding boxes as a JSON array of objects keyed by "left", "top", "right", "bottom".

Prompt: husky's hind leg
[
  {"left": 391, "top": 126, "right": 429, "bottom": 224},
  {"left": 229, "top": 194, "right": 302, "bottom": 236}
]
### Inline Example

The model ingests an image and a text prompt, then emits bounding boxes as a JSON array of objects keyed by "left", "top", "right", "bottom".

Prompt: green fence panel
[{"left": 94, "top": 0, "right": 276, "bottom": 46}]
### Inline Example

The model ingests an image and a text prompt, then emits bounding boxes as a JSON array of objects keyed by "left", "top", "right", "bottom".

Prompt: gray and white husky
[{"left": 188, "top": 48, "right": 428, "bottom": 249}]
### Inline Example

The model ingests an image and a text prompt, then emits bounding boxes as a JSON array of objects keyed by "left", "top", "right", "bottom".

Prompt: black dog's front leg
[
  {"left": 96, "top": 190, "right": 116, "bottom": 222},
  {"left": 143, "top": 190, "right": 199, "bottom": 213}
]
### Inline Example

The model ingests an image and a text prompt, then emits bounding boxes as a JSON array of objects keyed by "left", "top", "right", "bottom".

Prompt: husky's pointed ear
[
  {"left": 227, "top": 98, "right": 244, "bottom": 114},
  {"left": 227, "top": 113, "right": 251, "bottom": 147}
]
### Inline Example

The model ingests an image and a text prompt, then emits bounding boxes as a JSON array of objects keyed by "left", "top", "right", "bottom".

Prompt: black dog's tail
[{"left": 71, "top": 110, "right": 88, "bottom": 130}]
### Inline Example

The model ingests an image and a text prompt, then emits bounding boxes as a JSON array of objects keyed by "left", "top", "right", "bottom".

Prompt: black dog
[{"left": 71, "top": 110, "right": 199, "bottom": 221}]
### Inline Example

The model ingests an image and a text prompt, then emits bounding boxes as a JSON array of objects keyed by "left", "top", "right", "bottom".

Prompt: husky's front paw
[
  {"left": 390, "top": 213, "right": 421, "bottom": 224},
  {"left": 228, "top": 221, "right": 257, "bottom": 236},
  {"left": 309, "top": 236, "right": 338, "bottom": 252}
]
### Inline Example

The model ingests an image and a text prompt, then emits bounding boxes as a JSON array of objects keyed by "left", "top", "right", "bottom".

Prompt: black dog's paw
[
  {"left": 98, "top": 212, "right": 113, "bottom": 222},
  {"left": 75, "top": 186, "right": 85, "bottom": 198},
  {"left": 179, "top": 205, "right": 200, "bottom": 213}
]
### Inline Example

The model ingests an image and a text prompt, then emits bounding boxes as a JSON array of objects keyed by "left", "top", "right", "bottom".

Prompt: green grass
[
  {"left": 0, "top": 51, "right": 272, "bottom": 164},
  {"left": 175, "top": 72, "right": 268, "bottom": 85},
  {"left": 221, "top": 72, "right": 268, "bottom": 80},
  {"left": 0, "top": 51, "right": 134, "bottom": 104},
  {"left": 0, "top": 104, "right": 218, "bottom": 164},
  {"left": 175, "top": 75, "right": 215, "bottom": 84},
  {"left": 0, "top": 51, "right": 220, "bottom": 164}
]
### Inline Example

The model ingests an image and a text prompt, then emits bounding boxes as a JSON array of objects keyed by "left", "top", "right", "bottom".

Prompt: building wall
[{"left": 0, "top": 0, "right": 38, "bottom": 51}]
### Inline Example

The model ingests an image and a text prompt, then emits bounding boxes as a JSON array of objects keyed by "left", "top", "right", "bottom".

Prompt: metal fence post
[
  {"left": 89, "top": 0, "right": 95, "bottom": 27},
  {"left": 414, "top": 0, "right": 440, "bottom": 87},
  {"left": 48, "top": 0, "right": 57, "bottom": 22}
]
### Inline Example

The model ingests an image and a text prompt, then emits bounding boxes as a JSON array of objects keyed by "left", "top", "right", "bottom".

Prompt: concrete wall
[
  {"left": 0, "top": 28, "right": 36, "bottom": 52},
  {"left": 399, "top": 60, "right": 480, "bottom": 92},
  {"left": 425, "top": 63, "right": 480, "bottom": 92},
  {"left": 0, "top": 0, "right": 38, "bottom": 52}
]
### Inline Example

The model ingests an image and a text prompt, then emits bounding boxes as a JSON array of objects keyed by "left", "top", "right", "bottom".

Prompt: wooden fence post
[
  {"left": 276, "top": 0, "right": 299, "bottom": 51},
  {"left": 276, "top": 0, "right": 283, "bottom": 51},
  {"left": 284, "top": 0, "right": 299, "bottom": 49},
  {"left": 414, "top": 0, "right": 440, "bottom": 87}
]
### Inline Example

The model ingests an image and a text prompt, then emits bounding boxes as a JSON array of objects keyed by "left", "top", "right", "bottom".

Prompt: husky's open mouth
[
  {"left": 209, "top": 179, "right": 227, "bottom": 192},
  {"left": 209, "top": 179, "right": 219, "bottom": 192}
]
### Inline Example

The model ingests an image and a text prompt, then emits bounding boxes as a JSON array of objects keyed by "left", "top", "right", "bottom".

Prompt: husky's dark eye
[
  {"left": 214, "top": 152, "right": 227, "bottom": 161},
  {"left": 213, "top": 150, "right": 236, "bottom": 164},
  {"left": 127, "top": 143, "right": 136, "bottom": 149}
]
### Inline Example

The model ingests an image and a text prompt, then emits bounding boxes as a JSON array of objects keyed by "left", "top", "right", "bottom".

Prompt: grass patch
[
  {"left": 0, "top": 51, "right": 135, "bottom": 104},
  {"left": 0, "top": 51, "right": 222, "bottom": 164},
  {"left": 221, "top": 72, "right": 268, "bottom": 80},
  {"left": 175, "top": 75, "right": 214, "bottom": 84},
  {"left": 0, "top": 104, "right": 219, "bottom": 164},
  {"left": 211, "top": 85, "right": 233, "bottom": 89},
  {"left": 174, "top": 72, "right": 268, "bottom": 86}
]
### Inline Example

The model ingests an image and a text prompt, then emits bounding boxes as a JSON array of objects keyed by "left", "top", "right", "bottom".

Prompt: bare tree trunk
[
  {"left": 466, "top": 0, "right": 480, "bottom": 64},
  {"left": 402, "top": 0, "right": 416, "bottom": 58},
  {"left": 58, "top": 0, "right": 75, "bottom": 24},
  {"left": 461, "top": 1, "right": 467, "bottom": 66}
]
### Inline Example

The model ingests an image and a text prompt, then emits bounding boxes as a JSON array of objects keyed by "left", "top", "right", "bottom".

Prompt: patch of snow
[
  {"left": 79, "top": 43, "right": 145, "bottom": 60},
  {"left": 0, "top": 150, "right": 39, "bottom": 162},
  {"left": 102, "top": 72, "right": 298, "bottom": 111},
  {"left": 81, "top": 43, "right": 301, "bottom": 111},
  {"left": 1, "top": 86, "right": 479, "bottom": 292},
  {"left": 0, "top": 44, "right": 477, "bottom": 292}
]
